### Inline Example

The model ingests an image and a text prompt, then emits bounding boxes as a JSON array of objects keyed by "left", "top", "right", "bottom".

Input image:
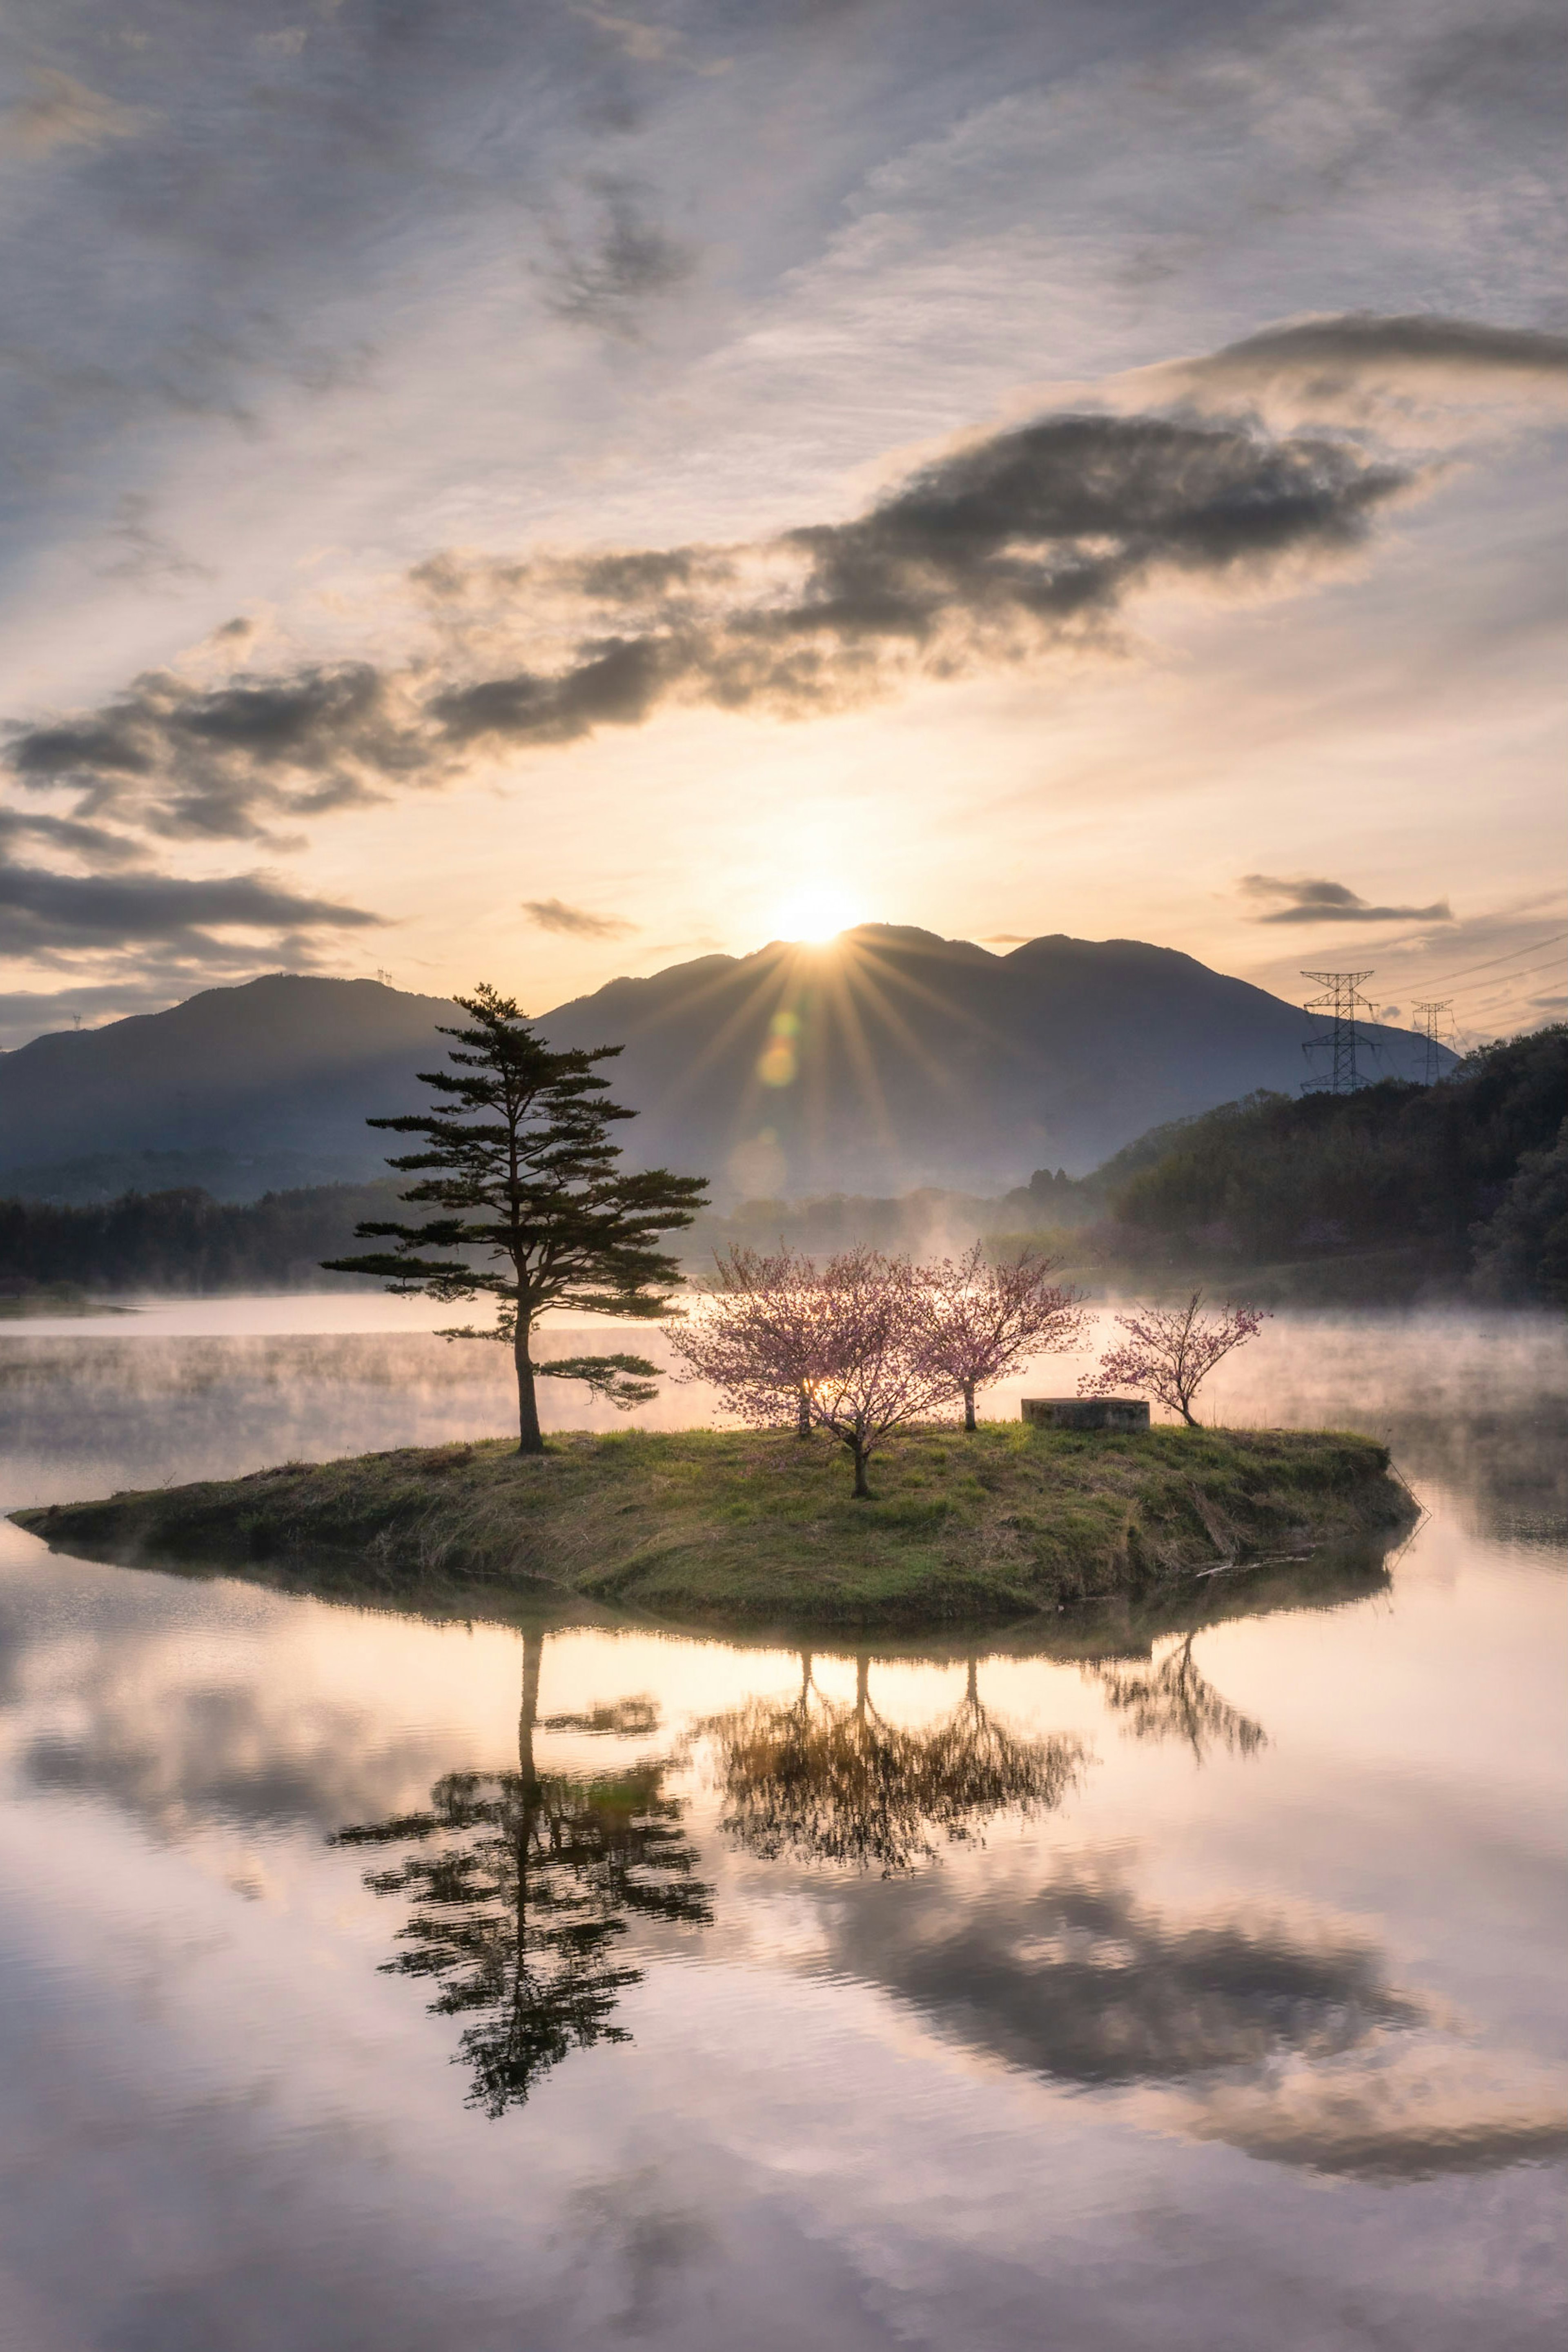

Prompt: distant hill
[{"left": 0, "top": 930, "right": 1446, "bottom": 1203}]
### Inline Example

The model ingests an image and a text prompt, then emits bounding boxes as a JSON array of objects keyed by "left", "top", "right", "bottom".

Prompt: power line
[
  {"left": 1401, "top": 928, "right": 1567, "bottom": 993},
  {"left": 1301, "top": 969, "right": 1375, "bottom": 1094},
  {"left": 1460, "top": 953, "right": 1568, "bottom": 1007}
]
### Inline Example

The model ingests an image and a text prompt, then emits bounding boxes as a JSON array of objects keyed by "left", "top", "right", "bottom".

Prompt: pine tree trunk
[
  {"left": 963, "top": 1381, "right": 977, "bottom": 1433},
  {"left": 514, "top": 1319, "right": 545, "bottom": 1454}
]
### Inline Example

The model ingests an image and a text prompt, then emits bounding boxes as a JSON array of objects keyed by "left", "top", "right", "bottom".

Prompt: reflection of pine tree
[
  {"left": 1088, "top": 1633, "right": 1265, "bottom": 1763},
  {"left": 704, "top": 1652, "right": 1084, "bottom": 1876},
  {"left": 333, "top": 1635, "right": 711, "bottom": 2117}
]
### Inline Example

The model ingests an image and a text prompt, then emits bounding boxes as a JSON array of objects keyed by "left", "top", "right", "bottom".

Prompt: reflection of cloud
[
  {"left": 1172, "top": 2048, "right": 1568, "bottom": 2181},
  {"left": 23, "top": 1668, "right": 451, "bottom": 1842},
  {"left": 820, "top": 1854, "right": 1567, "bottom": 2181},
  {"left": 826, "top": 1863, "right": 1423, "bottom": 2084}
]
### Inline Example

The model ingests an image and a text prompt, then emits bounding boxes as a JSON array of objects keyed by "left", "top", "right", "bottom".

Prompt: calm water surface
[{"left": 0, "top": 1302, "right": 1564, "bottom": 2350}]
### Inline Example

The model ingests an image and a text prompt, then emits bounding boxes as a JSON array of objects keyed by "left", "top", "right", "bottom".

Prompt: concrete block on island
[{"left": 1022, "top": 1397, "right": 1151, "bottom": 1432}]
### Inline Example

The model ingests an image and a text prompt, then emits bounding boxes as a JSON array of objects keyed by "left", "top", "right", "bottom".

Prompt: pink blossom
[
  {"left": 917, "top": 1244, "right": 1087, "bottom": 1430},
  {"left": 1079, "top": 1289, "right": 1269, "bottom": 1425},
  {"left": 670, "top": 1246, "right": 957, "bottom": 1496}
]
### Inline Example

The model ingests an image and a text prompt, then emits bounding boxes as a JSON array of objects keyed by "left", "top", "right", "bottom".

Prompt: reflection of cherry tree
[
  {"left": 332, "top": 1635, "right": 710, "bottom": 2117},
  {"left": 1087, "top": 1633, "right": 1265, "bottom": 1764},
  {"left": 703, "top": 1652, "right": 1085, "bottom": 1876}
]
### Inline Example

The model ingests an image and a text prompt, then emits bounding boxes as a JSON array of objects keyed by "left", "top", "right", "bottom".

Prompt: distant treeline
[
  {"left": 1086, "top": 1026, "right": 1567, "bottom": 1304},
  {"left": 0, "top": 1180, "right": 401, "bottom": 1298}
]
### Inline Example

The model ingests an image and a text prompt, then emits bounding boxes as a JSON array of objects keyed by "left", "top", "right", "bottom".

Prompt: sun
[{"left": 771, "top": 882, "right": 863, "bottom": 945}]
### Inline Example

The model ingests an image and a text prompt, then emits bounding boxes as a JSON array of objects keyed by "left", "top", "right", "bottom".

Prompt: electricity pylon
[
  {"left": 1301, "top": 970, "right": 1375, "bottom": 1095},
  {"left": 1411, "top": 998, "right": 1455, "bottom": 1085}
]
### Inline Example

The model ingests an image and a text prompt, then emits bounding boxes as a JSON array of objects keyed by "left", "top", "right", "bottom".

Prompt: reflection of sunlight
[{"left": 771, "top": 882, "right": 862, "bottom": 943}]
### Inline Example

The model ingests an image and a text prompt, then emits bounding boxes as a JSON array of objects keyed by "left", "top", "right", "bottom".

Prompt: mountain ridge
[{"left": 0, "top": 926, "right": 1446, "bottom": 1202}]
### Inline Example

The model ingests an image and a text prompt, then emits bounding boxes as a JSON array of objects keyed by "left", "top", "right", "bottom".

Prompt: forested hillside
[{"left": 1096, "top": 1027, "right": 1567, "bottom": 1303}]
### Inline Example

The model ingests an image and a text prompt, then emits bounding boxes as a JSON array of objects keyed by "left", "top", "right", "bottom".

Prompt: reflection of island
[
  {"left": 1087, "top": 1633, "right": 1265, "bottom": 1763},
  {"left": 702, "top": 1653, "right": 1086, "bottom": 1875},
  {"left": 332, "top": 1633, "right": 710, "bottom": 2116}
]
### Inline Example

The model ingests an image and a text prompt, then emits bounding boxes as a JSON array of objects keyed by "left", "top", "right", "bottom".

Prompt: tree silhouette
[
  {"left": 332, "top": 1634, "right": 711, "bottom": 2116},
  {"left": 1086, "top": 1632, "right": 1266, "bottom": 1763},
  {"left": 702, "top": 1651, "right": 1085, "bottom": 1875},
  {"left": 323, "top": 983, "right": 706, "bottom": 1452}
]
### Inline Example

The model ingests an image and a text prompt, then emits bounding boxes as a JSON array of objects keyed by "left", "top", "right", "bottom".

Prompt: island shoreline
[{"left": 12, "top": 1422, "right": 1417, "bottom": 1633}]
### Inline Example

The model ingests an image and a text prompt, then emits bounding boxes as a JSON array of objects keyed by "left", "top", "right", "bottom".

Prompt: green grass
[{"left": 12, "top": 1421, "right": 1416, "bottom": 1630}]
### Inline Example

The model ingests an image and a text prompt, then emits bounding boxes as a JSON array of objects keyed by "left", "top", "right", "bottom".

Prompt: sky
[{"left": 0, "top": 0, "right": 1564, "bottom": 1055}]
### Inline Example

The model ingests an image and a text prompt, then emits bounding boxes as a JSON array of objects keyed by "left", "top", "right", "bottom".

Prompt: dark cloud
[
  {"left": 0, "top": 863, "right": 380, "bottom": 956},
  {"left": 0, "top": 806, "right": 142, "bottom": 865},
  {"left": 523, "top": 896, "right": 638, "bottom": 938},
  {"left": 543, "top": 175, "right": 698, "bottom": 330},
  {"left": 8, "top": 663, "right": 424, "bottom": 842},
  {"left": 4, "top": 395, "right": 1412, "bottom": 842},
  {"left": 1183, "top": 311, "right": 1568, "bottom": 393},
  {"left": 1242, "top": 875, "right": 1456, "bottom": 925}
]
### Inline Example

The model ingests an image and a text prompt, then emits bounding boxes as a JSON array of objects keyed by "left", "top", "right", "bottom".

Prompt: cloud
[
  {"left": 1178, "top": 312, "right": 1568, "bottom": 392},
  {"left": 0, "top": 863, "right": 380, "bottom": 957},
  {"left": 1241, "top": 875, "right": 1456, "bottom": 926},
  {"left": 4, "top": 387, "right": 1415, "bottom": 844},
  {"left": 0, "top": 806, "right": 143, "bottom": 866},
  {"left": 543, "top": 177, "right": 697, "bottom": 329},
  {"left": 1137, "top": 312, "right": 1568, "bottom": 436},
  {"left": 7, "top": 663, "right": 425, "bottom": 842},
  {"left": 0, "top": 68, "right": 145, "bottom": 160},
  {"left": 523, "top": 896, "right": 637, "bottom": 938}
]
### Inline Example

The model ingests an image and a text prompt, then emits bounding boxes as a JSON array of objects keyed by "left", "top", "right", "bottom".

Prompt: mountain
[
  {"left": 0, "top": 976, "right": 459, "bottom": 1197},
  {"left": 0, "top": 930, "right": 1446, "bottom": 1202},
  {"left": 539, "top": 927, "right": 1443, "bottom": 1197}
]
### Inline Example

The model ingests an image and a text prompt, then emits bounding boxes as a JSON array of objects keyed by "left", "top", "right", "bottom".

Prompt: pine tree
[{"left": 323, "top": 983, "right": 707, "bottom": 1452}]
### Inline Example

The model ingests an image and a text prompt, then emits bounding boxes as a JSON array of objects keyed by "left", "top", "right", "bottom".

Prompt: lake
[{"left": 1, "top": 1301, "right": 1564, "bottom": 2350}]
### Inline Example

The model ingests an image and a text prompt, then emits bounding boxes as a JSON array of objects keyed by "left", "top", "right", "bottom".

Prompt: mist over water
[{"left": 0, "top": 1302, "right": 1563, "bottom": 2348}]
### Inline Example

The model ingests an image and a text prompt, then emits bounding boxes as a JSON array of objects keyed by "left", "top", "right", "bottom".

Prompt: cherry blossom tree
[
  {"left": 1078, "top": 1289, "right": 1269, "bottom": 1426},
  {"left": 670, "top": 1247, "right": 821, "bottom": 1436},
  {"left": 919, "top": 1244, "right": 1087, "bottom": 1431},
  {"left": 670, "top": 1246, "right": 956, "bottom": 1497}
]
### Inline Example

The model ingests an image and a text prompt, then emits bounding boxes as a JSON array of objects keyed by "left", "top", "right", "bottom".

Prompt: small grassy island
[{"left": 13, "top": 1422, "right": 1414, "bottom": 1630}]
